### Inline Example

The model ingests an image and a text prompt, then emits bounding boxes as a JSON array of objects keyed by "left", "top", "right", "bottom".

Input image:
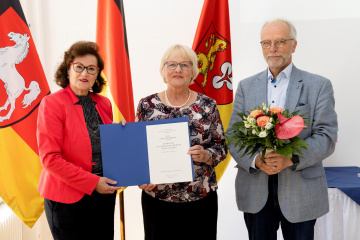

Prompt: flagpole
[{"left": 119, "top": 191, "right": 125, "bottom": 240}]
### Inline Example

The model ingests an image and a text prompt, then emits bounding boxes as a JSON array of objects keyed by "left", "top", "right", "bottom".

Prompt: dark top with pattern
[
  {"left": 76, "top": 94, "right": 104, "bottom": 176},
  {"left": 136, "top": 93, "right": 227, "bottom": 202}
]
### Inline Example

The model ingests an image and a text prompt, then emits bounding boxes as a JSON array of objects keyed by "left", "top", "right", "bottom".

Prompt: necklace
[{"left": 165, "top": 89, "right": 191, "bottom": 108}]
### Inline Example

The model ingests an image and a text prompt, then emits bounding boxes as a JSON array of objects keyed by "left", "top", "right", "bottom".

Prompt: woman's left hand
[
  {"left": 120, "top": 119, "right": 126, "bottom": 126},
  {"left": 113, "top": 119, "right": 126, "bottom": 126},
  {"left": 188, "top": 145, "right": 213, "bottom": 165},
  {"left": 138, "top": 183, "right": 157, "bottom": 191}
]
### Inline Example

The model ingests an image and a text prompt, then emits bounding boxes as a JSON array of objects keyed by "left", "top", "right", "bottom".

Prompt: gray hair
[{"left": 261, "top": 19, "right": 297, "bottom": 40}]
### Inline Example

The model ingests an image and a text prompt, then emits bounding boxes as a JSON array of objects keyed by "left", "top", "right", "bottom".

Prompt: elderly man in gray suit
[{"left": 227, "top": 19, "right": 338, "bottom": 240}]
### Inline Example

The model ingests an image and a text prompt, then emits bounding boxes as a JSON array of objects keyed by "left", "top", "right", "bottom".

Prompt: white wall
[{"left": 17, "top": 0, "right": 360, "bottom": 239}]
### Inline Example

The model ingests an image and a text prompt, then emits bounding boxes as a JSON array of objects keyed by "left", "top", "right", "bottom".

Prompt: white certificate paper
[{"left": 146, "top": 122, "right": 193, "bottom": 184}]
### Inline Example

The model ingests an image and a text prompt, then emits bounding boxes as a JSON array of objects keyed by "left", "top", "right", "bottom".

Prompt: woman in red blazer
[{"left": 37, "top": 41, "right": 122, "bottom": 240}]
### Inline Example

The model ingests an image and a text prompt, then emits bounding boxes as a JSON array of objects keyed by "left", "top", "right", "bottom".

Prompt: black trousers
[
  {"left": 44, "top": 191, "right": 116, "bottom": 240},
  {"left": 142, "top": 190, "right": 218, "bottom": 240},
  {"left": 244, "top": 175, "right": 316, "bottom": 240}
]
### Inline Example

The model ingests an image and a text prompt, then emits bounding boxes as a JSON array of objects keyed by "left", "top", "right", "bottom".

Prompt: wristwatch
[{"left": 291, "top": 155, "right": 299, "bottom": 171}]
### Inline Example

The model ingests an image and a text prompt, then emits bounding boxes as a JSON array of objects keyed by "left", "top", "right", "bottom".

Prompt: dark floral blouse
[{"left": 136, "top": 93, "right": 227, "bottom": 202}]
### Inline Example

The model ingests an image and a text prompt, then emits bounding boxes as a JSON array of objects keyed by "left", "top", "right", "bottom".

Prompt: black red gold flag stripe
[{"left": 96, "top": 0, "right": 135, "bottom": 123}]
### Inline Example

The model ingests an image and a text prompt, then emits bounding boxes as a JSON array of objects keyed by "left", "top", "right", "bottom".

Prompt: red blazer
[{"left": 37, "top": 86, "right": 113, "bottom": 203}]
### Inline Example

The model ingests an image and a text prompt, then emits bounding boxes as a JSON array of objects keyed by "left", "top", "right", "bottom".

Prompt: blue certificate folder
[{"left": 100, "top": 117, "right": 194, "bottom": 187}]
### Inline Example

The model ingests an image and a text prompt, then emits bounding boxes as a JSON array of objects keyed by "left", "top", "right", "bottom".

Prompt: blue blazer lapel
[{"left": 285, "top": 66, "right": 303, "bottom": 112}]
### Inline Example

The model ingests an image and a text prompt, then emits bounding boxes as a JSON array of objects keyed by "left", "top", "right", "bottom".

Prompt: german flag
[
  {"left": 0, "top": 0, "right": 50, "bottom": 228},
  {"left": 96, "top": 0, "right": 135, "bottom": 123},
  {"left": 96, "top": 1, "right": 134, "bottom": 237},
  {"left": 190, "top": 0, "right": 233, "bottom": 181}
]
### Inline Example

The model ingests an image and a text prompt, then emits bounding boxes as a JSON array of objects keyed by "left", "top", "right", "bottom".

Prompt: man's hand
[{"left": 255, "top": 152, "right": 293, "bottom": 175}]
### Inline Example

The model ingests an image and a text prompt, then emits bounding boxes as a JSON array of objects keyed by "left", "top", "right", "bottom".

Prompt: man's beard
[{"left": 266, "top": 53, "right": 289, "bottom": 68}]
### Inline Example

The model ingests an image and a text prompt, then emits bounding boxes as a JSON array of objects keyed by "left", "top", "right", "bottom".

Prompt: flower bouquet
[{"left": 226, "top": 103, "right": 308, "bottom": 162}]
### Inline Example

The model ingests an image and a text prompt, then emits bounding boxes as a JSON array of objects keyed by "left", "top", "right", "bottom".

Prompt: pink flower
[
  {"left": 270, "top": 106, "right": 283, "bottom": 115},
  {"left": 275, "top": 113, "right": 306, "bottom": 139},
  {"left": 249, "top": 109, "right": 263, "bottom": 119},
  {"left": 257, "top": 116, "right": 270, "bottom": 128}
]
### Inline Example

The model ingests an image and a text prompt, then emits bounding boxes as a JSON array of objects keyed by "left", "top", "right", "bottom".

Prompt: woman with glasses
[
  {"left": 37, "top": 41, "right": 122, "bottom": 240},
  {"left": 136, "top": 44, "right": 227, "bottom": 240}
]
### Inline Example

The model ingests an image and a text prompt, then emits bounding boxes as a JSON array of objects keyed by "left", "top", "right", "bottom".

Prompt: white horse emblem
[{"left": 0, "top": 32, "right": 41, "bottom": 122}]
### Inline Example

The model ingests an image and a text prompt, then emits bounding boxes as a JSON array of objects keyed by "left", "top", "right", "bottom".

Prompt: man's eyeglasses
[
  {"left": 71, "top": 62, "right": 99, "bottom": 75},
  {"left": 260, "top": 39, "right": 294, "bottom": 49},
  {"left": 165, "top": 61, "right": 192, "bottom": 70}
]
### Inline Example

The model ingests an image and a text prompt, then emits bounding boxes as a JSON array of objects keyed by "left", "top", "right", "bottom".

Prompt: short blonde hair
[{"left": 160, "top": 44, "right": 199, "bottom": 84}]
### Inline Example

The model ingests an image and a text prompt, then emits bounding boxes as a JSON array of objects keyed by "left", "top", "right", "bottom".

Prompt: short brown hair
[{"left": 55, "top": 41, "right": 106, "bottom": 93}]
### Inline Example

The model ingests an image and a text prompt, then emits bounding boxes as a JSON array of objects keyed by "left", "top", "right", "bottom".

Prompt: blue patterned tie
[{"left": 271, "top": 77, "right": 276, "bottom": 83}]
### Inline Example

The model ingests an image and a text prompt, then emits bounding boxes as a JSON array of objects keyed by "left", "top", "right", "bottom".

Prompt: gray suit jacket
[{"left": 227, "top": 65, "right": 338, "bottom": 223}]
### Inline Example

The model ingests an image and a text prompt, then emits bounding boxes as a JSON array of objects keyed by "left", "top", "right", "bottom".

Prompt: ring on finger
[
  {"left": 274, "top": 162, "right": 277, "bottom": 167},
  {"left": 198, "top": 155, "right": 200, "bottom": 158}
]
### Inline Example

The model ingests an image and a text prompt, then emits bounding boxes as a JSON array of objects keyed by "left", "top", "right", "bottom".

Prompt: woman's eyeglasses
[
  {"left": 164, "top": 61, "right": 192, "bottom": 70},
  {"left": 71, "top": 62, "right": 99, "bottom": 75}
]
